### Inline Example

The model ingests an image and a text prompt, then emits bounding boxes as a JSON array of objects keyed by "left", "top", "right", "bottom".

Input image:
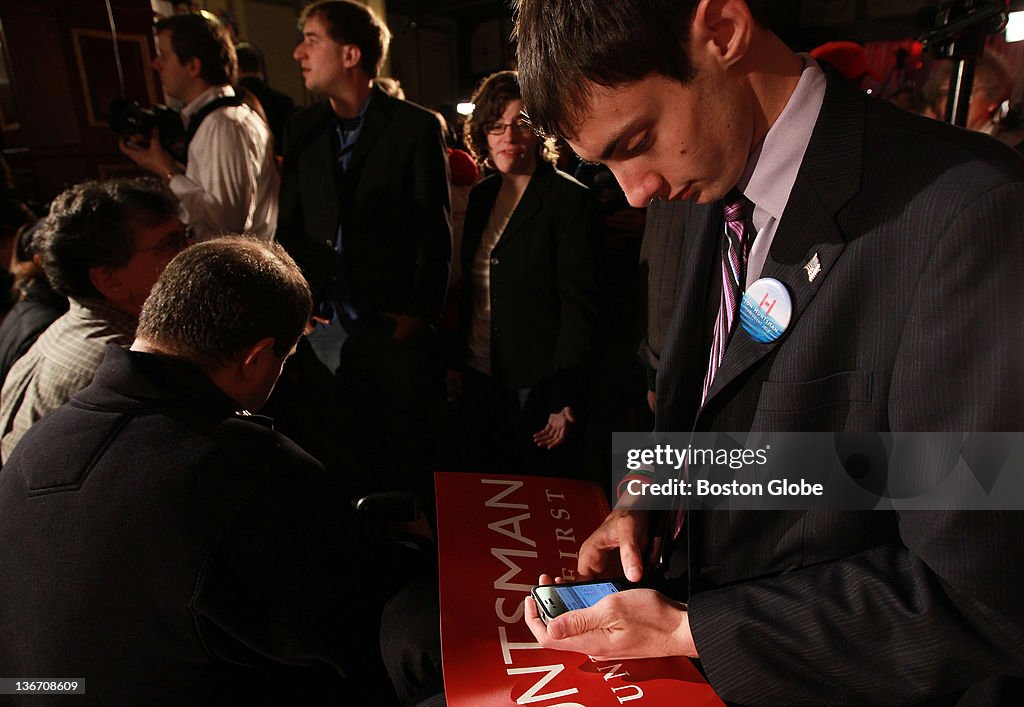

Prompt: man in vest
[{"left": 120, "top": 12, "right": 278, "bottom": 241}]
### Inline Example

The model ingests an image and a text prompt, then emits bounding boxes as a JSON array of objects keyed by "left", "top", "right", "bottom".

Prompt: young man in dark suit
[
  {"left": 275, "top": 0, "right": 451, "bottom": 497},
  {"left": 515, "top": 0, "right": 1024, "bottom": 703}
]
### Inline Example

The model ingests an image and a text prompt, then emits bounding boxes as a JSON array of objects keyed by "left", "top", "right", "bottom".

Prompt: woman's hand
[{"left": 533, "top": 406, "right": 575, "bottom": 449}]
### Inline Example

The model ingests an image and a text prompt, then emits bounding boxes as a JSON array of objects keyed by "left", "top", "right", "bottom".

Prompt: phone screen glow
[{"left": 553, "top": 582, "right": 618, "bottom": 611}]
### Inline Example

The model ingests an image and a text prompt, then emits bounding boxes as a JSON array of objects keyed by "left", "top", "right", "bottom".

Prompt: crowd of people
[{"left": 0, "top": 0, "right": 1022, "bottom": 704}]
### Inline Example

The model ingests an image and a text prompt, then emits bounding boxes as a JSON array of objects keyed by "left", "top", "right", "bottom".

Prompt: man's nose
[{"left": 618, "top": 168, "right": 667, "bottom": 208}]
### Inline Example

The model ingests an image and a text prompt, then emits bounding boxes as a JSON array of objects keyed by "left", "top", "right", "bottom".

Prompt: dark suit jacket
[
  {"left": 655, "top": 76, "right": 1024, "bottom": 703},
  {"left": 0, "top": 346, "right": 410, "bottom": 705},
  {"left": 0, "top": 278, "right": 68, "bottom": 383},
  {"left": 276, "top": 85, "right": 451, "bottom": 323},
  {"left": 458, "top": 162, "right": 600, "bottom": 411},
  {"left": 637, "top": 196, "right": 689, "bottom": 391}
]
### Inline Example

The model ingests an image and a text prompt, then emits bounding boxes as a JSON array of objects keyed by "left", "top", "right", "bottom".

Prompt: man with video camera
[{"left": 120, "top": 13, "right": 278, "bottom": 241}]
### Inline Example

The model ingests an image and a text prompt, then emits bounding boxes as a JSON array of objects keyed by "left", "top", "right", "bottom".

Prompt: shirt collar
[
  {"left": 333, "top": 89, "right": 374, "bottom": 133},
  {"left": 737, "top": 55, "right": 826, "bottom": 224},
  {"left": 181, "top": 84, "right": 235, "bottom": 126},
  {"left": 68, "top": 297, "right": 139, "bottom": 336}
]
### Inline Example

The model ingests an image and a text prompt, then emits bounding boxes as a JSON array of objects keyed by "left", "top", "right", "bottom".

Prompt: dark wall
[{"left": 0, "top": 0, "right": 155, "bottom": 204}]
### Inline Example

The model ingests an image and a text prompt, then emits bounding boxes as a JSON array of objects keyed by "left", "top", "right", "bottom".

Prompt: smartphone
[{"left": 531, "top": 578, "right": 632, "bottom": 623}]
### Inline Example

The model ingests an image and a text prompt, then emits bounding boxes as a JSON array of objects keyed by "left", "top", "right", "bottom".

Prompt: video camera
[{"left": 109, "top": 99, "right": 187, "bottom": 163}]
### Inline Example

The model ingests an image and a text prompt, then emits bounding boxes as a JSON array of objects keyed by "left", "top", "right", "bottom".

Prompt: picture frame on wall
[
  {"left": 0, "top": 20, "right": 21, "bottom": 132},
  {"left": 71, "top": 29, "right": 158, "bottom": 127}
]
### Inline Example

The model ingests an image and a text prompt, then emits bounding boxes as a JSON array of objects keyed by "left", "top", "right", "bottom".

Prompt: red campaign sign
[{"left": 435, "top": 471, "right": 723, "bottom": 707}]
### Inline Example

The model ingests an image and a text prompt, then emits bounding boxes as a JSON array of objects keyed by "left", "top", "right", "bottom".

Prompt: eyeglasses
[
  {"left": 484, "top": 118, "right": 533, "bottom": 136},
  {"left": 134, "top": 226, "right": 195, "bottom": 257}
]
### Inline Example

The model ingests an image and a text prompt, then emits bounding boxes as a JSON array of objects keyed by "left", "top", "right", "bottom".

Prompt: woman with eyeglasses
[{"left": 448, "top": 70, "right": 599, "bottom": 477}]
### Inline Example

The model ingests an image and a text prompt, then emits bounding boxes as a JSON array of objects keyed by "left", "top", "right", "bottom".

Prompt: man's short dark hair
[
  {"left": 299, "top": 0, "right": 391, "bottom": 79},
  {"left": 155, "top": 13, "right": 237, "bottom": 86},
  {"left": 514, "top": 0, "right": 769, "bottom": 139},
  {"left": 235, "top": 42, "right": 264, "bottom": 77},
  {"left": 137, "top": 236, "right": 313, "bottom": 368},
  {"left": 514, "top": 0, "right": 704, "bottom": 140},
  {"left": 38, "top": 178, "right": 179, "bottom": 300}
]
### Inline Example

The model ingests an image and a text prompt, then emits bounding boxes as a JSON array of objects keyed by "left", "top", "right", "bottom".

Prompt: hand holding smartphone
[{"left": 531, "top": 578, "right": 634, "bottom": 623}]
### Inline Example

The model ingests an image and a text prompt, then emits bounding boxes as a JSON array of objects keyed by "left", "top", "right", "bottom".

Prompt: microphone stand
[{"left": 919, "top": 0, "right": 1009, "bottom": 127}]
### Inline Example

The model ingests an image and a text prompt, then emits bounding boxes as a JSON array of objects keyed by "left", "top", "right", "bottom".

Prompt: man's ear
[
  {"left": 89, "top": 265, "right": 128, "bottom": 306},
  {"left": 692, "top": 0, "right": 754, "bottom": 69},
  {"left": 240, "top": 337, "right": 278, "bottom": 380},
  {"left": 186, "top": 56, "right": 203, "bottom": 79},
  {"left": 340, "top": 43, "right": 362, "bottom": 71}
]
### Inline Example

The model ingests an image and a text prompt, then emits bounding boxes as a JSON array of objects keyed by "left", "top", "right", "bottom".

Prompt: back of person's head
[
  {"left": 8, "top": 218, "right": 43, "bottom": 299},
  {"left": 235, "top": 41, "right": 264, "bottom": 77},
  {"left": 0, "top": 197, "right": 33, "bottom": 238},
  {"left": 300, "top": 0, "right": 391, "bottom": 78},
  {"left": 38, "top": 178, "right": 179, "bottom": 300},
  {"left": 921, "top": 52, "right": 1013, "bottom": 129},
  {"left": 155, "top": 12, "right": 237, "bottom": 86},
  {"left": 513, "top": 0, "right": 765, "bottom": 139},
  {"left": 213, "top": 8, "right": 240, "bottom": 43},
  {"left": 136, "top": 236, "right": 312, "bottom": 371},
  {"left": 969, "top": 52, "right": 1012, "bottom": 106}
]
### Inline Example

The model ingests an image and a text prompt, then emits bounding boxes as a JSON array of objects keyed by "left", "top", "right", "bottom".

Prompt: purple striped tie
[
  {"left": 701, "top": 191, "right": 754, "bottom": 404},
  {"left": 661, "top": 192, "right": 754, "bottom": 556}
]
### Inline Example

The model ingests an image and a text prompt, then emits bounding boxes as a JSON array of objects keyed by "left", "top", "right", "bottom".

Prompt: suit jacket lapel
[
  {"left": 702, "top": 72, "right": 864, "bottom": 406},
  {"left": 461, "top": 176, "right": 500, "bottom": 269},
  {"left": 345, "top": 85, "right": 391, "bottom": 181},
  {"left": 302, "top": 103, "right": 340, "bottom": 245},
  {"left": 494, "top": 162, "right": 549, "bottom": 250}
]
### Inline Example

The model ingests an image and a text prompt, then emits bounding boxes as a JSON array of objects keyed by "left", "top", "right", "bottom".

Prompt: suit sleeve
[
  {"left": 548, "top": 184, "right": 601, "bottom": 412},
  {"left": 274, "top": 117, "right": 331, "bottom": 302},
  {"left": 687, "top": 182, "right": 1024, "bottom": 704},
  {"left": 637, "top": 199, "right": 691, "bottom": 393},
  {"left": 408, "top": 118, "right": 452, "bottom": 323}
]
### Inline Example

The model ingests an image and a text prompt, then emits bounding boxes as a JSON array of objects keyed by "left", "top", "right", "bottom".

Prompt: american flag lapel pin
[{"left": 804, "top": 253, "right": 822, "bottom": 283}]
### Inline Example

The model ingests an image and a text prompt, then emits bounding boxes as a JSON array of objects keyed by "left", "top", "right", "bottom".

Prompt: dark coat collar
[
  {"left": 345, "top": 84, "right": 395, "bottom": 174},
  {"left": 75, "top": 345, "right": 251, "bottom": 422}
]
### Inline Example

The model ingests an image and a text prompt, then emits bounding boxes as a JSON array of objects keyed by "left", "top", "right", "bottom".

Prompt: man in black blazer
[
  {"left": 275, "top": 1, "right": 451, "bottom": 496},
  {"left": 0, "top": 237, "right": 433, "bottom": 703},
  {"left": 515, "top": 0, "right": 1024, "bottom": 703}
]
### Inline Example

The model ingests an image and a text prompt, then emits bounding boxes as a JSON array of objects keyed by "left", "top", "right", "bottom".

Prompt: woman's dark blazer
[{"left": 458, "top": 161, "right": 600, "bottom": 412}]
